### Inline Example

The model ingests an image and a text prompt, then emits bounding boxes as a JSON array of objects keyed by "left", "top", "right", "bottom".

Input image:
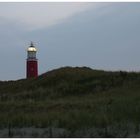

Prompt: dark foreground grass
[{"left": 0, "top": 67, "right": 140, "bottom": 137}]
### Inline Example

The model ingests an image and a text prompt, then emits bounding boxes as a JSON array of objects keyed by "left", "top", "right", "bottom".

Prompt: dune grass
[{"left": 0, "top": 67, "right": 140, "bottom": 137}]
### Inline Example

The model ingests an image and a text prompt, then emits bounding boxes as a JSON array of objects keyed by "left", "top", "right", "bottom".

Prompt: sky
[{"left": 0, "top": 2, "right": 140, "bottom": 80}]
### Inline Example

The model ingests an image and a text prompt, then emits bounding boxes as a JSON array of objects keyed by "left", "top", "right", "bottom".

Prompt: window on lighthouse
[{"left": 28, "top": 51, "right": 36, "bottom": 59}]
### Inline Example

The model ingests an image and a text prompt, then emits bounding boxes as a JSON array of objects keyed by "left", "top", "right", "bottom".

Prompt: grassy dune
[{"left": 0, "top": 67, "right": 140, "bottom": 137}]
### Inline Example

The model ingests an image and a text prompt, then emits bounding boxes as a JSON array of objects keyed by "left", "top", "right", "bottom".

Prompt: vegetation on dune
[{"left": 0, "top": 66, "right": 140, "bottom": 137}]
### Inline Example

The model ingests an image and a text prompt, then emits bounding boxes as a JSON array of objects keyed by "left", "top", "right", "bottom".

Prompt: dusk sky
[{"left": 0, "top": 2, "right": 140, "bottom": 80}]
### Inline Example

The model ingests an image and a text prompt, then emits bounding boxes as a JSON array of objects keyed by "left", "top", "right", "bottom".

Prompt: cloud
[{"left": 0, "top": 2, "right": 99, "bottom": 30}]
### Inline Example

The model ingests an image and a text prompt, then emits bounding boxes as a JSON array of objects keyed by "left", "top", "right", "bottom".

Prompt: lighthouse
[{"left": 26, "top": 42, "right": 38, "bottom": 78}]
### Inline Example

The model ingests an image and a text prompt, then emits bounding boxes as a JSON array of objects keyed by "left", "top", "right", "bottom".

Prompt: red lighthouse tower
[{"left": 26, "top": 42, "right": 38, "bottom": 78}]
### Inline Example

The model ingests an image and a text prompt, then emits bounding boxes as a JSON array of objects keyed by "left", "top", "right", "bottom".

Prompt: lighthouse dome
[
  {"left": 27, "top": 42, "right": 37, "bottom": 52},
  {"left": 27, "top": 47, "right": 37, "bottom": 52}
]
